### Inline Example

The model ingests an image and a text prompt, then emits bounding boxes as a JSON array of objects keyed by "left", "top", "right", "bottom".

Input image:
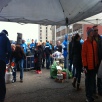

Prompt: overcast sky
[{"left": 0, "top": 21, "right": 39, "bottom": 41}]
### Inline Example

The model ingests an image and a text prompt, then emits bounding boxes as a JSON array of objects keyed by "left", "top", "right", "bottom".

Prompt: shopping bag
[{"left": 97, "top": 60, "right": 102, "bottom": 78}]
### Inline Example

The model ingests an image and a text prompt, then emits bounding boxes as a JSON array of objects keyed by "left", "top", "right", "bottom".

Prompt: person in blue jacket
[
  {"left": 62, "top": 34, "right": 68, "bottom": 68},
  {"left": 30, "top": 39, "right": 35, "bottom": 54},
  {"left": 21, "top": 39, "right": 27, "bottom": 55},
  {"left": 0, "top": 30, "right": 11, "bottom": 102}
]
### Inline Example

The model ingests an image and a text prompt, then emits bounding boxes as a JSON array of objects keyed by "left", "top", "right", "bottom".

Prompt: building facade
[
  {"left": 56, "top": 24, "right": 102, "bottom": 43},
  {"left": 39, "top": 25, "right": 52, "bottom": 42}
]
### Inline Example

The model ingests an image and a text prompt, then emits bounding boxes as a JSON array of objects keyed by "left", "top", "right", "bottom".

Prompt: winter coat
[
  {"left": 0, "top": 33, "right": 11, "bottom": 63},
  {"left": 72, "top": 41, "right": 82, "bottom": 68},
  {"left": 69, "top": 41, "right": 74, "bottom": 60},
  {"left": 94, "top": 34, "right": 102, "bottom": 64},
  {"left": 45, "top": 42, "right": 51, "bottom": 56},
  {"left": 34, "top": 46, "right": 42, "bottom": 67},
  {"left": 55, "top": 45, "right": 62, "bottom": 53},
  {"left": 62, "top": 34, "right": 68, "bottom": 57},
  {"left": 82, "top": 38, "right": 99, "bottom": 70},
  {"left": 20, "top": 43, "right": 27, "bottom": 54},
  {"left": 10, "top": 45, "right": 26, "bottom": 62}
]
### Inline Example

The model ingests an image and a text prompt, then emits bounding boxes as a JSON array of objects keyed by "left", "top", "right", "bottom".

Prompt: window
[
  {"left": 40, "top": 33, "right": 42, "bottom": 36},
  {"left": 40, "top": 30, "right": 42, "bottom": 32},
  {"left": 40, "top": 40, "right": 42, "bottom": 42},
  {"left": 46, "top": 37, "right": 47, "bottom": 39},
  {"left": 40, "top": 37, "right": 42, "bottom": 39}
]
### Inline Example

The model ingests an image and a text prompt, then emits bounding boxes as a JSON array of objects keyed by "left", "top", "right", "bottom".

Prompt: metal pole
[{"left": 66, "top": 18, "right": 69, "bottom": 70}]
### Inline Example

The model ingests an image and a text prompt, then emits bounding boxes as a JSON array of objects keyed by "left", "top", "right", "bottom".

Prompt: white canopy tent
[
  {"left": 76, "top": 12, "right": 102, "bottom": 25},
  {"left": 0, "top": 0, "right": 102, "bottom": 69},
  {"left": 0, "top": 0, "right": 102, "bottom": 25}
]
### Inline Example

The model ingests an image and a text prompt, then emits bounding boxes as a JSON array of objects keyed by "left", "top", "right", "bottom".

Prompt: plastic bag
[
  {"left": 50, "top": 61, "right": 57, "bottom": 79},
  {"left": 62, "top": 68, "right": 72, "bottom": 79}
]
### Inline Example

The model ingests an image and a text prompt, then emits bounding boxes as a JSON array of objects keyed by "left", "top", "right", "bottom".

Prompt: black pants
[
  {"left": 75, "top": 68, "right": 82, "bottom": 84},
  {"left": 94, "top": 69, "right": 102, "bottom": 94},
  {"left": 85, "top": 70, "right": 96, "bottom": 101},
  {"left": 0, "top": 60, "right": 6, "bottom": 101},
  {"left": 42, "top": 58, "right": 45, "bottom": 68}
]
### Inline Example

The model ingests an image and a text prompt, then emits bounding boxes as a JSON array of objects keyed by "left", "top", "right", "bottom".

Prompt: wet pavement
[{"left": 5, "top": 69, "right": 102, "bottom": 102}]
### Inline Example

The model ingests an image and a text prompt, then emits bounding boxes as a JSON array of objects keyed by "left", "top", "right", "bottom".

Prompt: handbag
[{"left": 97, "top": 60, "right": 102, "bottom": 78}]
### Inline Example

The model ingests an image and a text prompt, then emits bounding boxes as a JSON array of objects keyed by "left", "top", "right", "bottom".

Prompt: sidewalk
[{"left": 5, "top": 69, "right": 102, "bottom": 102}]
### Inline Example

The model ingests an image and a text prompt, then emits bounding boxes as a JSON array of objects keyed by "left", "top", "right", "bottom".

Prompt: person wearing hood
[
  {"left": 0, "top": 30, "right": 11, "bottom": 102},
  {"left": 82, "top": 27, "right": 98, "bottom": 102},
  {"left": 45, "top": 41, "right": 52, "bottom": 69},
  {"left": 62, "top": 34, "right": 68, "bottom": 68}
]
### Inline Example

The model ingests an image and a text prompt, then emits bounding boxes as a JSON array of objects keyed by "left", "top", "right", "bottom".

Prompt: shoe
[
  {"left": 86, "top": 98, "right": 94, "bottom": 102},
  {"left": 12, "top": 79, "right": 16, "bottom": 83},
  {"left": 0, "top": 99, "right": 4, "bottom": 102},
  {"left": 98, "top": 92, "right": 102, "bottom": 96},
  {"left": 72, "top": 77, "right": 76, "bottom": 88},
  {"left": 77, "top": 83, "right": 81, "bottom": 91},
  {"left": 37, "top": 70, "right": 42, "bottom": 74},
  {"left": 20, "top": 79, "right": 23, "bottom": 83},
  {"left": 93, "top": 94, "right": 98, "bottom": 99}
]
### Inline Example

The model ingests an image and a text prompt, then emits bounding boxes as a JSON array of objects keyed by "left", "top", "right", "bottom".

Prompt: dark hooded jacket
[{"left": 0, "top": 33, "right": 11, "bottom": 63}]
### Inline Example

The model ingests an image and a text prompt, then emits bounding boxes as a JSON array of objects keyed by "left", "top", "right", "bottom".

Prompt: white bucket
[{"left": 5, "top": 72, "right": 12, "bottom": 84}]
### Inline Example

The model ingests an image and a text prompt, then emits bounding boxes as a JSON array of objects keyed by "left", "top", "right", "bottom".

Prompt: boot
[
  {"left": 72, "top": 77, "right": 76, "bottom": 88},
  {"left": 77, "top": 83, "right": 81, "bottom": 91}
]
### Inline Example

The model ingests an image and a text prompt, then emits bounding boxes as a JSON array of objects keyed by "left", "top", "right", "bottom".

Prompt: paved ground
[{"left": 5, "top": 69, "right": 102, "bottom": 102}]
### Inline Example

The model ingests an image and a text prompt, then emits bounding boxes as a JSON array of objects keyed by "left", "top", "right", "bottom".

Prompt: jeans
[
  {"left": 64, "top": 56, "right": 67, "bottom": 69},
  {"left": 85, "top": 70, "right": 96, "bottom": 101},
  {"left": 50, "top": 57, "right": 53, "bottom": 65},
  {"left": 69, "top": 59, "right": 73, "bottom": 72},
  {"left": 46, "top": 55, "right": 50, "bottom": 69},
  {"left": 0, "top": 60, "right": 6, "bottom": 101},
  {"left": 75, "top": 68, "right": 82, "bottom": 84},
  {"left": 13, "top": 59, "right": 24, "bottom": 80}
]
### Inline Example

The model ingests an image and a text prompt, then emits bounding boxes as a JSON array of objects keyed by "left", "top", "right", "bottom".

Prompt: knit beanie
[
  {"left": 1, "top": 29, "right": 8, "bottom": 36},
  {"left": 87, "top": 27, "right": 94, "bottom": 36}
]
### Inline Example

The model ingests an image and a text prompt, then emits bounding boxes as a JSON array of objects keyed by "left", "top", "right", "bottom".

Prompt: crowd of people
[
  {"left": 0, "top": 25, "right": 102, "bottom": 102},
  {"left": 69, "top": 25, "right": 102, "bottom": 102}
]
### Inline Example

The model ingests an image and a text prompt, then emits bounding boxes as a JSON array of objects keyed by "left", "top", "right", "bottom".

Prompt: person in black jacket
[
  {"left": 93, "top": 25, "right": 102, "bottom": 97},
  {"left": 42, "top": 42, "right": 46, "bottom": 68},
  {"left": 45, "top": 41, "right": 51, "bottom": 69},
  {"left": 55, "top": 41, "right": 62, "bottom": 53},
  {"left": 69, "top": 36, "right": 74, "bottom": 73},
  {"left": 34, "top": 42, "right": 42, "bottom": 74},
  {"left": 72, "top": 33, "right": 82, "bottom": 90},
  {"left": 0, "top": 30, "right": 11, "bottom": 102}
]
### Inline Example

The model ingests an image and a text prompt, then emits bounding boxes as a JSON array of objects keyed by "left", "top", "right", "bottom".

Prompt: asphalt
[{"left": 5, "top": 69, "right": 102, "bottom": 102}]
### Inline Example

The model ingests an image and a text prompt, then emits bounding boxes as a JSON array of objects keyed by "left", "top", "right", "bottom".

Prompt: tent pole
[{"left": 66, "top": 18, "right": 69, "bottom": 70}]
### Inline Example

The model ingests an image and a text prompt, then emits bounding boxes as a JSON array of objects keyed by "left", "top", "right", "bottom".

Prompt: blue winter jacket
[
  {"left": 62, "top": 34, "right": 68, "bottom": 57},
  {"left": 0, "top": 33, "right": 11, "bottom": 63},
  {"left": 20, "top": 43, "right": 27, "bottom": 54},
  {"left": 30, "top": 43, "right": 35, "bottom": 48}
]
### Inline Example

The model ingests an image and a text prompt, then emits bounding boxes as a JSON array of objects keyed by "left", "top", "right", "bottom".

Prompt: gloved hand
[{"left": 83, "top": 66, "right": 88, "bottom": 73}]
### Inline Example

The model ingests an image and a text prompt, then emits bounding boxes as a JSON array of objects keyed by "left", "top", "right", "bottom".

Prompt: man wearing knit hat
[
  {"left": 82, "top": 27, "right": 98, "bottom": 102},
  {"left": 93, "top": 25, "right": 102, "bottom": 97}
]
